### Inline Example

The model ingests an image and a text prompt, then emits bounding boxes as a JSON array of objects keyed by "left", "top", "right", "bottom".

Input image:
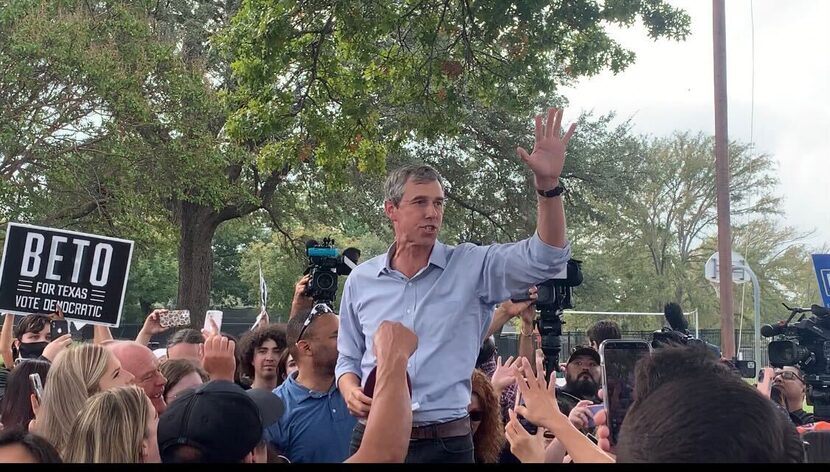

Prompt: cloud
[{"left": 562, "top": 0, "right": 830, "bottom": 248}]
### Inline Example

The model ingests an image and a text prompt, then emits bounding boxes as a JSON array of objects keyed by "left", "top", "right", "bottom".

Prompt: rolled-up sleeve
[
  {"left": 478, "top": 232, "right": 572, "bottom": 305},
  {"left": 336, "top": 275, "right": 364, "bottom": 383}
]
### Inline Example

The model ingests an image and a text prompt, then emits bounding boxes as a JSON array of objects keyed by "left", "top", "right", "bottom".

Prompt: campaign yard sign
[{"left": 0, "top": 223, "right": 134, "bottom": 327}]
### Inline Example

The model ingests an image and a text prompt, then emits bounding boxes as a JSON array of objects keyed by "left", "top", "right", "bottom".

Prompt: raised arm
[
  {"left": 516, "top": 107, "right": 576, "bottom": 249},
  {"left": 346, "top": 321, "right": 417, "bottom": 463},
  {"left": 514, "top": 358, "right": 614, "bottom": 463},
  {"left": 1, "top": 313, "right": 15, "bottom": 367},
  {"left": 135, "top": 309, "right": 170, "bottom": 346}
]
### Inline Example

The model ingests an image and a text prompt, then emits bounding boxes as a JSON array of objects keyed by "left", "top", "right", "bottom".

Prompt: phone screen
[
  {"left": 50, "top": 320, "right": 69, "bottom": 340},
  {"left": 204, "top": 310, "right": 223, "bottom": 334},
  {"left": 29, "top": 373, "right": 44, "bottom": 403},
  {"left": 600, "top": 340, "right": 650, "bottom": 446}
]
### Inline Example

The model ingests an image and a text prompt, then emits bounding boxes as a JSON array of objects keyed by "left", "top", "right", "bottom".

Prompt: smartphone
[
  {"left": 585, "top": 403, "right": 605, "bottom": 429},
  {"left": 600, "top": 339, "right": 651, "bottom": 446},
  {"left": 204, "top": 310, "right": 223, "bottom": 334},
  {"left": 159, "top": 309, "right": 191, "bottom": 329},
  {"left": 50, "top": 319, "right": 69, "bottom": 340},
  {"left": 29, "top": 373, "right": 44, "bottom": 403}
]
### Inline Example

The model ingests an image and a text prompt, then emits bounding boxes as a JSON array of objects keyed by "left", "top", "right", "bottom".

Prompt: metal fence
[{"left": 494, "top": 329, "right": 769, "bottom": 365}]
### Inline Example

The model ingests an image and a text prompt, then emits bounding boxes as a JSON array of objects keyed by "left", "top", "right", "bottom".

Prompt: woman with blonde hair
[
  {"left": 63, "top": 386, "right": 160, "bottom": 463},
  {"left": 470, "top": 368, "right": 506, "bottom": 463},
  {"left": 29, "top": 343, "right": 133, "bottom": 452}
]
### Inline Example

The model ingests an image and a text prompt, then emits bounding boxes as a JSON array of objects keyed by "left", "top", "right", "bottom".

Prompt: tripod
[{"left": 537, "top": 307, "right": 564, "bottom": 383}]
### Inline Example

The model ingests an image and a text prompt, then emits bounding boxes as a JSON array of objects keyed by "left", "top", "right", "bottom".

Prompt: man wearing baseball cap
[
  {"left": 157, "top": 380, "right": 285, "bottom": 463},
  {"left": 556, "top": 346, "right": 602, "bottom": 417}
]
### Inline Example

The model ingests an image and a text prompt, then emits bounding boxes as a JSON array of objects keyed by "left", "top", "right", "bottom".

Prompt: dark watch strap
[{"left": 536, "top": 183, "right": 565, "bottom": 198}]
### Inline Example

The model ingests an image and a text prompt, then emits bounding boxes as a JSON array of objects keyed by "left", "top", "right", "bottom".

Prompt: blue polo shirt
[{"left": 265, "top": 371, "right": 357, "bottom": 463}]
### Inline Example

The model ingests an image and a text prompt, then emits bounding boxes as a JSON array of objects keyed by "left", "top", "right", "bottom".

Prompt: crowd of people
[{"left": 0, "top": 107, "right": 824, "bottom": 463}]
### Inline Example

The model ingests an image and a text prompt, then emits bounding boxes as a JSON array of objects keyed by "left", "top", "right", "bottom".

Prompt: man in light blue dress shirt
[{"left": 336, "top": 107, "right": 577, "bottom": 463}]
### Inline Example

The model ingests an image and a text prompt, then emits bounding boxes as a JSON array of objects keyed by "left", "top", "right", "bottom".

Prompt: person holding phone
[
  {"left": 338, "top": 107, "right": 576, "bottom": 463},
  {"left": 557, "top": 347, "right": 602, "bottom": 417},
  {"left": 0, "top": 359, "right": 50, "bottom": 431},
  {"left": 0, "top": 313, "right": 73, "bottom": 370}
]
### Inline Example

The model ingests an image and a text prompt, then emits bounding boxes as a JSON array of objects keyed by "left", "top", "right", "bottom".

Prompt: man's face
[
  {"left": 121, "top": 346, "right": 168, "bottom": 413},
  {"left": 384, "top": 179, "right": 444, "bottom": 246},
  {"left": 773, "top": 366, "right": 805, "bottom": 406},
  {"left": 254, "top": 339, "right": 281, "bottom": 381},
  {"left": 565, "top": 355, "right": 601, "bottom": 398},
  {"left": 303, "top": 314, "right": 340, "bottom": 375},
  {"left": 167, "top": 342, "right": 202, "bottom": 364}
]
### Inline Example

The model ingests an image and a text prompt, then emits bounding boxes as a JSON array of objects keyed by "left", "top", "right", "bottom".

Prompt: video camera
[
  {"left": 303, "top": 238, "right": 360, "bottom": 304},
  {"left": 761, "top": 303, "right": 830, "bottom": 420},
  {"left": 534, "top": 258, "right": 583, "bottom": 381}
]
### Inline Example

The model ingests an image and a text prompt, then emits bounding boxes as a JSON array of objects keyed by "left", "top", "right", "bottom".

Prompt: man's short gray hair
[{"left": 383, "top": 165, "right": 444, "bottom": 206}]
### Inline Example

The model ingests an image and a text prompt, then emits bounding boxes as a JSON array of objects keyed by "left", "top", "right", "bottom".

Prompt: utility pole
[{"left": 713, "top": 0, "right": 735, "bottom": 358}]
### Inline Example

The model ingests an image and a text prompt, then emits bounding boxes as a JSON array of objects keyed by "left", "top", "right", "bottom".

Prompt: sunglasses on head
[{"left": 296, "top": 303, "right": 335, "bottom": 342}]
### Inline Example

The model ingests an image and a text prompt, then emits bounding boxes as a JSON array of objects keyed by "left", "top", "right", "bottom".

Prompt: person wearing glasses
[
  {"left": 773, "top": 366, "right": 815, "bottom": 426},
  {"left": 337, "top": 108, "right": 576, "bottom": 463},
  {"left": 265, "top": 303, "right": 356, "bottom": 463}
]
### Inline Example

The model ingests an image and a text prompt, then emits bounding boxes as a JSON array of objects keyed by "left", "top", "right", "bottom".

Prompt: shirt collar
[
  {"left": 378, "top": 241, "right": 449, "bottom": 277},
  {"left": 284, "top": 371, "right": 337, "bottom": 403}
]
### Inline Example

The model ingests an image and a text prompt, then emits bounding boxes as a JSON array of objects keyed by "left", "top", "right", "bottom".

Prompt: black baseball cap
[
  {"left": 158, "top": 381, "right": 284, "bottom": 463},
  {"left": 567, "top": 346, "right": 601, "bottom": 365}
]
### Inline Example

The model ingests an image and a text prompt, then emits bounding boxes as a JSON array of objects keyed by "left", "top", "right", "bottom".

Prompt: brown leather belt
[
  {"left": 409, "top": 416, "right": 471, "bottom": 440},
  {"left": 355, "top": 416, "right": 471, "bottom": 441}
]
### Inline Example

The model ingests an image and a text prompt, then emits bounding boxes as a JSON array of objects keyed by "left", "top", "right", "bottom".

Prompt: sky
[{"left": 561, "top": 0, "right": 829, "bottom": 250}]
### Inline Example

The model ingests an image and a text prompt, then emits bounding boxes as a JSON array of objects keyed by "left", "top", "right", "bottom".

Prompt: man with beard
[
  {"left": 237, "top": 324, "right": 287, "bottom": 390},
  {"left": 266, "top": 303, "right": 357, "bottom": 463},
  {"left": 556, "top": 346, "right": 602, "bottom": 417}
]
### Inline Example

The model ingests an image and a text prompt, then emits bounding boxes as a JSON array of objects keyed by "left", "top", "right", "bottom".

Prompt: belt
[{"left": 409, "top": 416, "right": 471, "bottom": 440}]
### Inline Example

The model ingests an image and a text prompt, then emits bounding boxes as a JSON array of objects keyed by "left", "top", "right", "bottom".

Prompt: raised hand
[
  {"left": 142, "top": 309, "right": 170, "bottom": 335},
  {"left": 516, "top": 107, "right": 577, "bottom": 190},
  {"left": 373, "top": 320, "right": 418, "bottom": 361},
  {"left": 505, "top": 408, "right": 546, "bottom": 463},
  {"left": 290, "top": 274, "right": 314, "bottom": 319},
  {"left": 514, "top": 357, "right": 563, "bottom": 427},
  {"left": 202, "top": 334, "right": 236, "bottom": 381},
  {"left": 491, "top": 356, "right": 519, "bottom": 394}
]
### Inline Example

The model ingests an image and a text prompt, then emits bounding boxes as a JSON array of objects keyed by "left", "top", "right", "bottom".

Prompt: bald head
[{"left": 107, "top": 341, "right": 168, "bottom": 413}]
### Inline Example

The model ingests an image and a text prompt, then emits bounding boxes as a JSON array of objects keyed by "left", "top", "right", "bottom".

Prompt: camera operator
[
  {"left": 773, "top": 366, "right": 815, "bottom": 426},
  {"left": 289, "top": 275, "right": 314, "bottom": 319},
  {"left": 337, "top": 107, "right": 576, "bottom": 463}
]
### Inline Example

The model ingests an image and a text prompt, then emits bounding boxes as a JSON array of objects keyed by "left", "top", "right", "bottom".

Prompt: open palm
[{"left": 516, "top": 107, "right": 576, "bottom": 188}]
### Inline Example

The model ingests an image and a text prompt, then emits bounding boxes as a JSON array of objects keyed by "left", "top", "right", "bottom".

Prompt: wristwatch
[{"left": 536, "top": 182, "right": 565, "bottom": 198}]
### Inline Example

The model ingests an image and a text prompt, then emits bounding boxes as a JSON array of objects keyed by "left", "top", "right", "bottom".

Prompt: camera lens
[{"left": 315, "top": 272, "right": 336, "bottom": 291}]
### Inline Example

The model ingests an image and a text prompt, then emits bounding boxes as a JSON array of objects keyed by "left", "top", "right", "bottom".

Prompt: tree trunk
[{"left": 176, "top": 201, "right": 221, "bottom": 328}]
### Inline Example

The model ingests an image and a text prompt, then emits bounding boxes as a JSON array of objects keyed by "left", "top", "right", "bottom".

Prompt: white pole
[
  {"left": 744, "top": 266, "right": 762, "bottom": 366},
  {"left": 694, "top": 309, "right": 699, "bottom": 339}
]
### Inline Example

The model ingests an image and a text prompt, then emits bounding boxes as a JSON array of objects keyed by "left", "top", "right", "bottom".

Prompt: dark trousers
[{"left": 349, "top": 421, "right": 474, "bottom": 463}]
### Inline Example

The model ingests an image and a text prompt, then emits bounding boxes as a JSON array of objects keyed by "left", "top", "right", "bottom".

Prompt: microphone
[
  {"left": 663, "top": 302, "right": 689, "bottom": 332},
  {"left": 761, "top": 321, "right": 787, "bottom": 338}
]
